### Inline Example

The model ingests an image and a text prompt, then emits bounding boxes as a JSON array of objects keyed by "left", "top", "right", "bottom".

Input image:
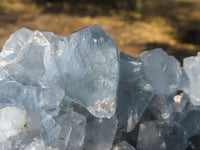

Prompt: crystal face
[
  {"left": 137, "top": 49, "right": 184, "bottom": 95},
  {"left": 0, "top": 25, "right": 200, "bottom": 150},
  {"left": 117, "top": 53, "right": 153, "bottom": 132},
  {"left": 184, "top": 53, "right": 200, "bottom": 105}
]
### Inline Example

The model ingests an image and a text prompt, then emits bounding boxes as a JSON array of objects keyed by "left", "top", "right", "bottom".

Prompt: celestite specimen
[
  {"left": 0, "top": 25, "right": 119, "bottom": 119},
  {"left": 1, "top": 25, "right": 200, "bottom": 150},
  {"left": 0, "top": 25, "right": 119, "bottom": 150}
]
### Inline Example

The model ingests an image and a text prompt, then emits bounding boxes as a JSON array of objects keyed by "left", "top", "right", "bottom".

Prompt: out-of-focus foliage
[
  {"left": 34, "top": 0, "right": 140, "bottom": 10},
  {"left": 0, "top": 0, "right": 199, "bottom": 63}
]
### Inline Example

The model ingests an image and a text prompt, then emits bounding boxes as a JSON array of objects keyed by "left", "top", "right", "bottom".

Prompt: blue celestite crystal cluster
[{"left": 0, "top": 25, "right": 199, "bottom": 150}]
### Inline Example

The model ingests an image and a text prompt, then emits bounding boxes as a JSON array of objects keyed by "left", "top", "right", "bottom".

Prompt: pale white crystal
[{"left": 0, "top": 107, "right": 26, "bottom": 142}]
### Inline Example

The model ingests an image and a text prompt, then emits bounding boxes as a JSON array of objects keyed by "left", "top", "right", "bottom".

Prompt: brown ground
[{"left": 0, "top": 0, "right": 200, "bottom": 63}]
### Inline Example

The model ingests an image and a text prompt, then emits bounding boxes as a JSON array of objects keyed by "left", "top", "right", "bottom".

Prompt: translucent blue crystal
[{"left": 1, "top": 25, "right": 119, "bottom": 119}]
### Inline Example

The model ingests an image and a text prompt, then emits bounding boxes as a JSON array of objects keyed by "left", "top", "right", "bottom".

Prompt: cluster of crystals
[
  {"left": 0, "top": 25, "right": 199, "bottom": 150},
  {"left": 115, "top": 50, "right": 200, "bottom": 150},
  {"left": 0, "top": 25, "right": 119, "bottom": 150}
]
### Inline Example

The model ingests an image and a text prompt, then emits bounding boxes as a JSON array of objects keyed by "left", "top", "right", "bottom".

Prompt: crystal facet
[{"left": 184, "top": 54, "right": 200, "bottom": 105}]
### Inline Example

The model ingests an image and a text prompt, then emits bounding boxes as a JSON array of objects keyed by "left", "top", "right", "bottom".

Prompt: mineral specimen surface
[
  {"left": 1, "top": 25, "right": 119, "bottom": 119},
  {"left": 0, "top": 25, "right": 200, "bottom": 150}
]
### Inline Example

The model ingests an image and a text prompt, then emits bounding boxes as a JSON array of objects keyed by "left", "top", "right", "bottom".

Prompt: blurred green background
[{"left": 0, "top": 0, "right": 199, "bottom": 63}]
